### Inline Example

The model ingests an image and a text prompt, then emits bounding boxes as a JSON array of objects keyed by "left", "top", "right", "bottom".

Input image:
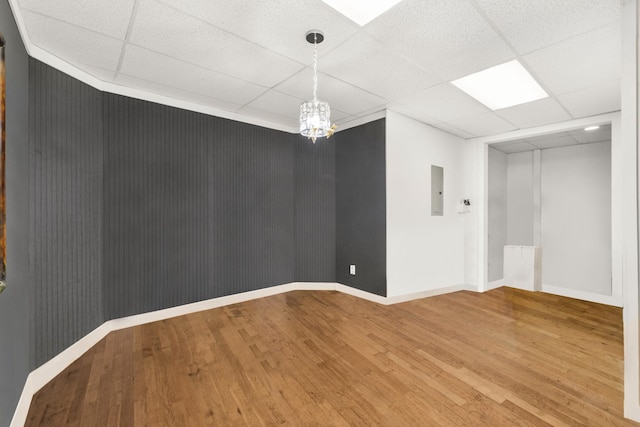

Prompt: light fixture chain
[{"left": 313, "top": 38, "right": 318, "bottom": 103}]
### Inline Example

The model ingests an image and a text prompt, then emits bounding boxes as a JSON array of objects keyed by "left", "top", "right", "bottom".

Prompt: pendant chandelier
[{"left": 300, "top": 30, "right": 336, "bottom": 143}]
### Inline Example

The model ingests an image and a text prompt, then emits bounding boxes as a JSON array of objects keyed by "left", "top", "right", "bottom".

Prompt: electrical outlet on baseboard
[{"left": 350, "top": 265, "right": 356, "bottom": 275}]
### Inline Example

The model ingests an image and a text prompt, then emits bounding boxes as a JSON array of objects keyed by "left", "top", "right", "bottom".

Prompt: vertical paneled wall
[
  {"left": 294, "top": 138, "right": 336, "bottom": 281},
  {"left": 103, "top": 97, "right": 215, "bottom": 318},
  {"left": 25, "top": 61, "right": 338, "bottom": 370},
  {"left": 29, "top": 60, "right": 104, "bottom": 366},
  {"left": 103, "top": 94, "right": 335, "bottom": 319},
  {"left": 335, "top": 119, "right": 386, "bottom": 296}
]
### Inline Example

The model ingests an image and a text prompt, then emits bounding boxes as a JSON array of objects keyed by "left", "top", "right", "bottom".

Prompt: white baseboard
[
  {"left": 485, "top": 279, "right": 505, "bottom": 291},
  {"left": 381, "top": 284, "right": 473, "bottom": 305},
  {"left": 9, "top": 281, "right": 467, "bottom": 427},
  {"left": 478, "top": 281, "right": 623, "bottom": 308},
  {"left": 293, "top": 282, "right": 336, "bottom": 291},
  {"left": 625, "top": 401, "right": 640, "bottom": 423},
  {"left": 107, "top": 284, "right": 300, "bottom": 332},
  {"left": 335, "top": 284, "right": 388, "bottom": 304},
  {"left": 541, "top": 284, "right": 623, "bottom": 308}
]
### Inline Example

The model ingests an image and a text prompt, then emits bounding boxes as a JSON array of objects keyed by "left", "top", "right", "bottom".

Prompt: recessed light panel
[
  {"left": 321, "top": 0, "right": 402, "bottom": 26},
  {"left": 584, "top": 125, "right": 600, "bottom": 131},
  {"left": 451, "top": 60, "right": 548, "bottom": 110}
]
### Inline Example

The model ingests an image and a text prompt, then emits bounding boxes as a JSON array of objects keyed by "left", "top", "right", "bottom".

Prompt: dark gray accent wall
[
  {"left": 294, "top": 138, "right": 335, "bottom": 281},
  {"left": 0, "top": 15, "right": 339, "bottom": 420},
  {"left": 103, "top": 94, "right": 336, "bottom": 319},
  {"left": 23, "top": 63, "right": 336, "bottom": 338},
  {"left": 29, "top": 60, "right": 104, "bottom": 366},
  {"left": 335, "top": 119, "right": 386, "bottom": 296},
  {"left": 0, "top": 1, "right": 32, "bottom": 425}
]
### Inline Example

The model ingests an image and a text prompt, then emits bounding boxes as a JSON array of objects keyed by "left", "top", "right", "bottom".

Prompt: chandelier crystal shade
[{"left": 300, "top": 30, "right": 336, "bottom": 143}]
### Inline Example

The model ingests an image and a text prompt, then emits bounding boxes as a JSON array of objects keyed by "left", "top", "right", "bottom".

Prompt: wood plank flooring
[{"left": 26, "top": 288, "right": 639, "bottom": 426}]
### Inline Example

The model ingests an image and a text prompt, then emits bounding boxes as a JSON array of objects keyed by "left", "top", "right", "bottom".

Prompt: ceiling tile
[
  {"left": 81, "top": 66, "right": 117, "bottom": 83},
  {"left": 385, "top": 105, "right": 439, "bottom": 127},
  {"left": 390, "top": 83, "right": 490, "bottom": 123},
  {"left": 20, "top": 0, "right": 135, "bottom": 39},
  {"left": 115, "top": 74, "right": 242, "bottom": 112},
  {"left": 158, "top": 0, "right": 359, "bottom": 61},
  {"left": 320, "top": 31, "right": 441, "bottom": 100},
  {"left": 130, "top": 0, "right": 304, "bottom": 88},
  {"left": 328, "top": 109, "right": 352, "bottom": 123},
  {"left": 119, "top": 45, "right": 268, "bottom": 105},
  {"left": 235, "top": 107, "right": 300, "bottom": 129},
  {"left": 524, "top": 22, "right": 621, "bottom": 95},
  {"left": 526, "top": 134, "right": 577, "bottom": 150},
  {"left": 352, "top": 107, "right": 386, "bottom": 120},
  {"left": 15, "top": 0, "right": 624, "bottom": 135},
  {"left": 475, "top": 0, "right": 620, "bottom": 54},
  {"left": 243, "top": 90, "right": 305, "bottom": 122},
  {"left": 447, "top": 112, "right": 517, "bottom": 137},
  {"left": 23, "top": 11, "right": 123, "bottom": 71},
  {"left": 490, "top": 140, "right": 538, "bottom": 154},
  {"left": 569, "top": 123, "right": 612, "bottom": 144},
  {"left": 275, "top": 69, "right": 387, "bottom": 115},
  {"left": 556, "top": 81, "right": 621, "bottom": 118},
  {"left": 495, "top": 97, "right": 571, "bottom": 129},
  {"left": 365, "top": 0, "right": 514, "bottom": 80},
  {"left": 490, "top": 123, "right": 613, "bottom": 154},
  {"left": 431, "top": 122, "right": 475, "bottom": 139}
]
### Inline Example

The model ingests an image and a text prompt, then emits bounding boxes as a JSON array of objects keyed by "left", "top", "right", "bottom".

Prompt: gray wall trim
[{"left": 0, "top": 2, "right": 33, "bottom": 425}]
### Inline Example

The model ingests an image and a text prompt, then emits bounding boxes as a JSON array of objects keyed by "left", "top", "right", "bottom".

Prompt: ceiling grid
[{"left": 12, "top": 0, "right": 622, "bottom": 137}]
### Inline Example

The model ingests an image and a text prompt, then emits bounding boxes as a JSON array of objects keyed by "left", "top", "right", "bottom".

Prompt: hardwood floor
[{"left": 26, "top": 288, "right": 638, "bottom": 426}]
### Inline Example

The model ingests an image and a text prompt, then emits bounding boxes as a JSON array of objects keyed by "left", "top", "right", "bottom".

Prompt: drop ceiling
[
  {"left": 490, "top": 123, "right": 612, "bottom": 154},
  {"left": 11, "top": 0, "right": 622, "bottom": 138}
]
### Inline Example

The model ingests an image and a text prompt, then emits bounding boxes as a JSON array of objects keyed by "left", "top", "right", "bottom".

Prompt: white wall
[
  {"left": 462, "top": 138, "right": 484, "bottom": 290},
  {"left": 486, "top": 140, "right": 613, "bottom": 302},
  {"left": 506, "top": 151, "right": 534, "bottom": 245},
  {"left": 487, "top": 149, "right": 536, "bottom": 284},
  {"left": 466, "top": 107, "right": 635, "bottom": 418},
  {"left": 541, "top": 142, "right": 612, "bottom": 295},
  {"left": 620, "top": 3, "right": 640, "bottom": 418},
  {"left": 487, "top": 148, "right": 507, "bottom": 282},
  {"left": 386, "top": 110, "right": 466, "bottom": 297}
]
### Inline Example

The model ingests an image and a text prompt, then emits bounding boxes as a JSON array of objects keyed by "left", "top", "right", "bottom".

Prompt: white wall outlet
[{"left": 350, "top": 265, "right": 356, "bottom": 275}]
